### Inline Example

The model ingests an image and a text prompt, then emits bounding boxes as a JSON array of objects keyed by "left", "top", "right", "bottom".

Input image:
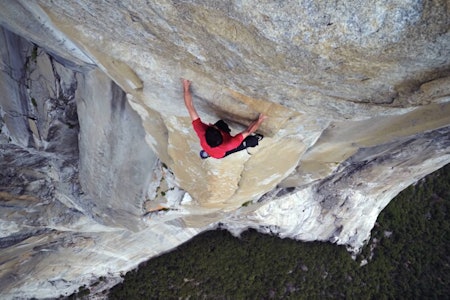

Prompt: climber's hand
[
  {"left": 258, "top": 113, "right": 268, "bottom": 122},
  {"left": 182, "top": 78, "right": 191, "bottom": 91}
]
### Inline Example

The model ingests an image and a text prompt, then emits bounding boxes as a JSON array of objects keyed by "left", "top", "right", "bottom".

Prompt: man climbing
[{"left": 182, "top": 78, "right": 267, "bottom": 159}]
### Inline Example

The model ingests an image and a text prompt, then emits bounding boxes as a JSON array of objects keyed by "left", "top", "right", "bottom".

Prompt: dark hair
[{"left": 205, "top": 126, "right": 223, "bottom": 147}]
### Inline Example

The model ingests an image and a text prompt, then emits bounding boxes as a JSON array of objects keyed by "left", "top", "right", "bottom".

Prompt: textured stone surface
[
  {"left": 0, "top": 1, "right": 449, "bottom": 298},
  {"left": 0, "top": 27, "right": 197, "bottom": 299}
]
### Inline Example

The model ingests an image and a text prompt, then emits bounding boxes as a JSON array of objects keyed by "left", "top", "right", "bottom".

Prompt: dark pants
[{"left": 225, "top": 135, "right": 259, "bottom": 157}]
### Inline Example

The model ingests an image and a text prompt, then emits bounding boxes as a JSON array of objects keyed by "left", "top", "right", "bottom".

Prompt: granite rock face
[{"left": 0, "top": 1, "right": 449, "bottom": 298}]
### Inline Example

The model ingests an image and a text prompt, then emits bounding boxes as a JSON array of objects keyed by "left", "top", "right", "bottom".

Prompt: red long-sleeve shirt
[{"left": 192, "top": 118, "right": 244, "bottom": 158}]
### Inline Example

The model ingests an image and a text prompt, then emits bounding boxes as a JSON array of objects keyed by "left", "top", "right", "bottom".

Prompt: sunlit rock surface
[{"left": 0, "top": 1, "right": 449, "bottom": 298}]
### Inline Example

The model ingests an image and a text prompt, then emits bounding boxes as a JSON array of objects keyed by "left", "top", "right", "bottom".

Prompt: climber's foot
[{"left": 200, "top": 150, "right": 209, "bottom": 159}]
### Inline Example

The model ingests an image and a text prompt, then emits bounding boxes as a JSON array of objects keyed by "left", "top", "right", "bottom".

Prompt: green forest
[{"left": 105, "top": 164, "right": 449, "bottom": 299}]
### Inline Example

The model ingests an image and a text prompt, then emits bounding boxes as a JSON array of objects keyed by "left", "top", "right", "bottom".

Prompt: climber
[{"left": 182, "top": 78, "right": 267, "bottom": 159}]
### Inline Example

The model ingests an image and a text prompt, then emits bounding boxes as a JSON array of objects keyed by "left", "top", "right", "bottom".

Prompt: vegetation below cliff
[{"left": 107, "top": 164, "right": 449, "bottom": 299}]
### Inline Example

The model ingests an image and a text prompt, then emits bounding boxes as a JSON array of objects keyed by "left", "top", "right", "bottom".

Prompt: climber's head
[{"left": 205, "top": 126, "right": 223, "bottom": 147}]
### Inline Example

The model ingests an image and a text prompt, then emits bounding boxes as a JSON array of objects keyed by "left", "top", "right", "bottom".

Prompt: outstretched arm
[
  {"left": 241, "top": 114, "right": 267, "bottom": 139},
  {"left": 182, "top": 79, "right": 199, "bottom": 121}
]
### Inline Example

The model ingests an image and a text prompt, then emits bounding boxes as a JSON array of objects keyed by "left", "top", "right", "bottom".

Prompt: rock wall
[{"left": 0, "top": 0, "right": 449, "bottom": 298}]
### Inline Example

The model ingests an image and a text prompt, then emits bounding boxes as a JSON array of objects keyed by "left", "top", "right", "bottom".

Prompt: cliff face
[{"left": 0, "top": 1, "right": 449, "bottom": 298}]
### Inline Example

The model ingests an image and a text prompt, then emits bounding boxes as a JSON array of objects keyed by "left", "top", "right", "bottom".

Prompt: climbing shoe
[{"left": 200, "top": 150, "right": 210, "bottom": 159}]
